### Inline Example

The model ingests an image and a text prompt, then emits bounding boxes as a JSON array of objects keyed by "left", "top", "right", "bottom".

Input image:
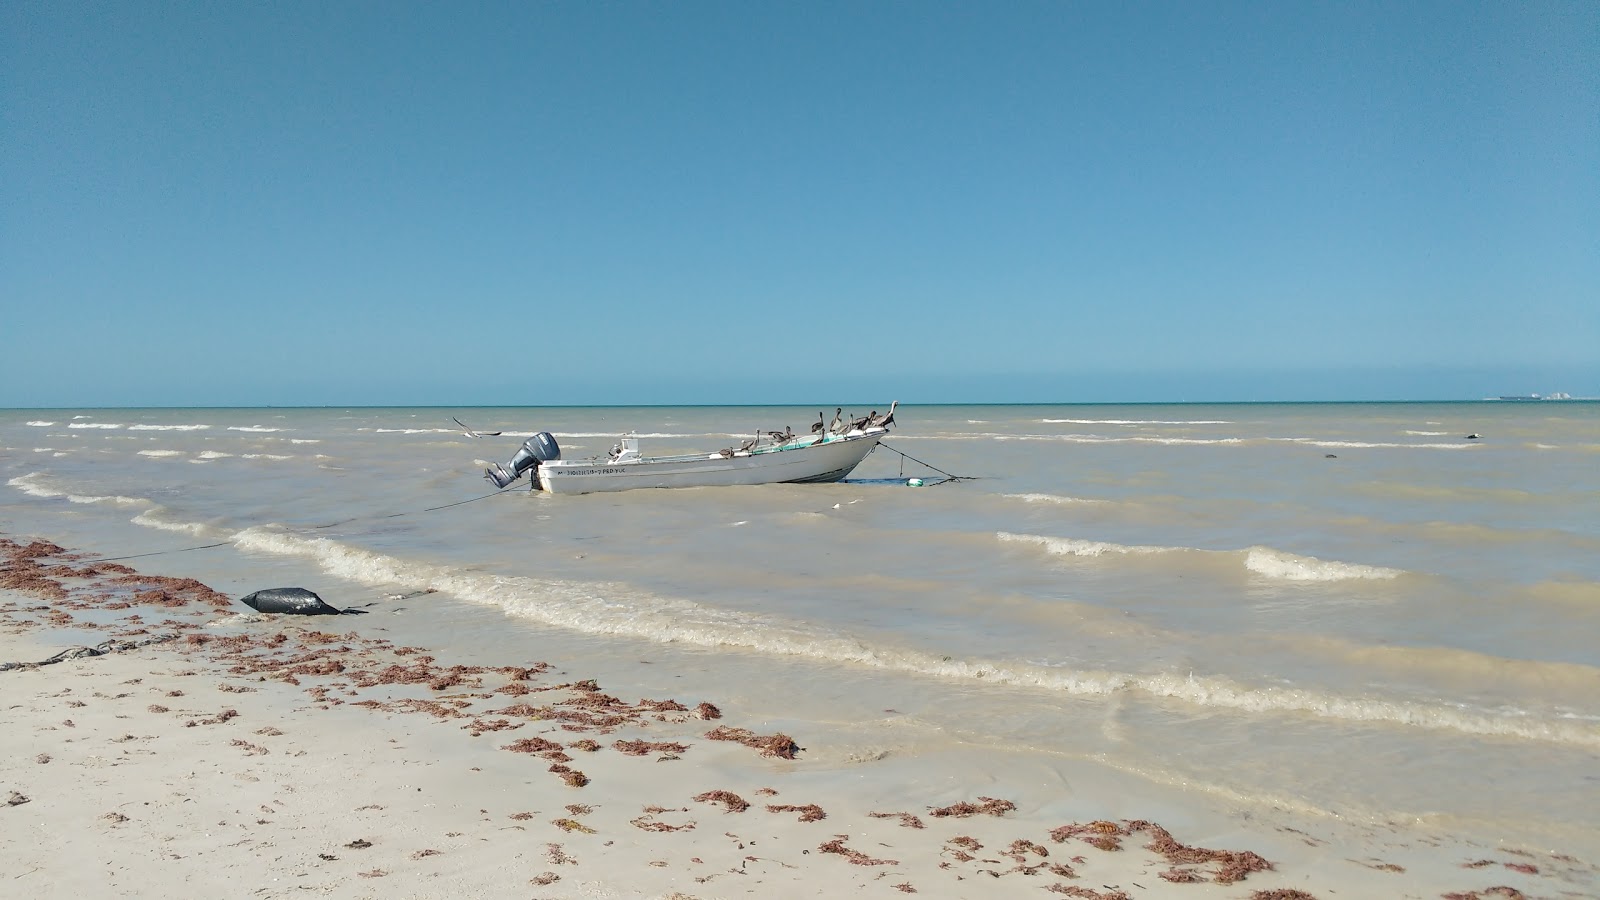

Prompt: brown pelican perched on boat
[
  {"left": 828, "top": 408, "right": 845, "bottom": 435},
  {"left": 767, "top": 426, "right": 795, "bottom": 443},
  {"left": 851, "top": 411, "right": 876, "bottom": 431},
  {"left": 810, "top": 412, "right": 826, "bottom": 434},
  {"left": 869, "top": 401, "right": 898, "bottom": 428}
]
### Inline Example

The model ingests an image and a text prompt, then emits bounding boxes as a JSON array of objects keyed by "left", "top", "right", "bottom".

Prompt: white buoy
[{"left": 906, "top": 478, "right": 925, "bottom": 487}]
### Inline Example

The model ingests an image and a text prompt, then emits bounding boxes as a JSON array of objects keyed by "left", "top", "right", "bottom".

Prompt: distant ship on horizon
[{"left": 1494, "top": 392, "right": 1573, "bottom": 401}]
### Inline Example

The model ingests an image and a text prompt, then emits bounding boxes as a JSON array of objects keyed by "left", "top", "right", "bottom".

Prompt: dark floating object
[
  {"left": 1466, "top": 433, "right": 1481, "bottom": 440},
  {"left": 238, "top": 587, "right": 342, "bottom": 615},
  {"left": 1325, "top": 454, "right": 1337, "bottom": 458}
]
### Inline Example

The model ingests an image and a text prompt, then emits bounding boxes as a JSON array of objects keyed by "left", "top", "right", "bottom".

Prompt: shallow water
[{"left": 5, "top": 401, "right": 1598, "bottom": 851}]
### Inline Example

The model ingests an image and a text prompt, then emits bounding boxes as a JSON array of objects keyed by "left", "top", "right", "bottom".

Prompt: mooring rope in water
[
  {"left": 85, "top": 488, "right": 522, "bottom": 563},
  {"left": 876, "top": 441, "right": 976, "bottom": 486},
  {"left": 0, "top": 634, "right": 181, "bottom": 673}
]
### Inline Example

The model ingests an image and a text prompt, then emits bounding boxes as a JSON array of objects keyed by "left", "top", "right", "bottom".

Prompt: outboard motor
[{"left": 485, "top": 432, "right": 561, "bottom": 488}]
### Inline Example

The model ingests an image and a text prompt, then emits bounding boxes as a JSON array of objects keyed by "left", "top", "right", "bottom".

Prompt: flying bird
[{"left": 453, "top": 416, "right": 502, "bottom": 438}]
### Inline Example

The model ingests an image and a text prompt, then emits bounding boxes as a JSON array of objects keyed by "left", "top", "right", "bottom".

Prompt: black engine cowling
[{"left": 485, "top": 432, "right": 561, "bottom": 488}]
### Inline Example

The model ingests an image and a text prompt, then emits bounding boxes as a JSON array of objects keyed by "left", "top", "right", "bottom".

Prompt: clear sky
[{"left": 3, "top": 1, "right": 1596, "bottom": 406}]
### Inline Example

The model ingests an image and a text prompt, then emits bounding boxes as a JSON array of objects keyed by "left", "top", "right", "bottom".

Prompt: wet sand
[{"left": 2, "top": 534, "right": 1593, "bottom": 899}]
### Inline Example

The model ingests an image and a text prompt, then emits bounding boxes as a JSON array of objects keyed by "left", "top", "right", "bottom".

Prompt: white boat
[{"left": 483, "top": 405, "right": 897, "bottom": 495}]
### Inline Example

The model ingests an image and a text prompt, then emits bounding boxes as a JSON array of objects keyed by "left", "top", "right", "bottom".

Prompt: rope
[
  {"left": 876, "top": 441, "right": 977, "bottom": 485},
  {"left": 309, "top": 487, "right": 516, "bottom": 530},
  {"left": 90, "top": 488, "right": 519, "bottom": 563},
  {"left": 1, "top": 634, "right": 180, "bottom": 673}
]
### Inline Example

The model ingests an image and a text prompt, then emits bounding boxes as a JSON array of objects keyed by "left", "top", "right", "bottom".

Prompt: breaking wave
[
  {"left": 1041, "top": 418, "right": 1234, "bottom": 425},
  {"left": 128, "top": 424, "right": 210, "bottom": 431},
  {"left": 1004, "top": 492, "right": 1107, "bottom": 505},
  {"left": 215, "top": 526, "right": 1594, "bottom": 748},
  {"left": 998, "top": 531, "right": 1403, "bottom": 581},
  {"left": 7, "top": 472, "right": 148, "bottom": 507}
]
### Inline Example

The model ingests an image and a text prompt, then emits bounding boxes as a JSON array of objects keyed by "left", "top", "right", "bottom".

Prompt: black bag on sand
[{"left": 238, "top": 587, "right": 342, "bottom": 615}]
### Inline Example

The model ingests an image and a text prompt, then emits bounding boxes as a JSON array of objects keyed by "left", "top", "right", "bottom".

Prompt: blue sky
[{"left": 3, "top": 1, "right": 1596, "bottom": 406}]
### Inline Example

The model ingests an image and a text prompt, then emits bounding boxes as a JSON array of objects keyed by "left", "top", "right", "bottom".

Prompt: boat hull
[{"left": 535, "top": 430, "right": 886, "bottom": 495}]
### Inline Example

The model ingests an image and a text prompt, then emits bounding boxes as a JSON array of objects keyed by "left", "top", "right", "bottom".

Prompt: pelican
[
  {"left": 851, "top": 411, "right": 875, "bottom": 431},
  {"left": 828, "top": 408, "right": 844, "bottom": 435},
  {"left": 810, "top": 412, "right": 826, "bottom": 434},
  {"left": 869, "top": 401, "right": 898, "bottom": 428}
]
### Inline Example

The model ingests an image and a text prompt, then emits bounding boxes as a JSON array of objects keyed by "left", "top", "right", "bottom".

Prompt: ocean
[{"left": 4, "top": 402, "right": 1598, "bottom": 855}]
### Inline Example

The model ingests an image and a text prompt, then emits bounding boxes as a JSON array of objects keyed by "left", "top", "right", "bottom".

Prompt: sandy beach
[{"left": 3, "top": 534, "right": 1594, "bottom": 899}]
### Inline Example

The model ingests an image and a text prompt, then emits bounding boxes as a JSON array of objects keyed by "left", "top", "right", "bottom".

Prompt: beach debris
[
  {"left": 869, "top": 810, "right": 926, "bottom": 829},
  {"left": 530, "top": 872, "right": 560, "bottom": 885},
  {"left": 1050, "top": 820, "right": 1126, "bottom": 851},
  {"left": 344, "top": 838, "right": 372, "bottom": 849},
  {"left": 1005, "top": 839, "right": 1050, "bottom": 861},
  {"left": 693, "top": 790, "right": 750, "bottom": 813},
  {"left": 928, "top": 797, "right": 1016, "bottom": 818},
  {"left": 552, "top": 817, "right": 595, "bottom": 833},
  {"left": 237, "top": 587, "right": 342, "bottom": 616},
  {"left": 545, "top": 843, "right": 575, "bottom": 865},
  {"left": 6, "top": 792, "right": 30, "bottom": 807},
  {"left": 695, "top": 702, "right": 722, "bottom": 719},
  {"left": 1440, "top": 888, "right": 1527, "bottom": 900},
  {"left": 612, "top": 739, "right": 689, "bottom": 757},
  {"left": 1249, "top": 890, "right": 1322, "bottom": 899},
  {"left": 703, "top": 725, "right": 800, "bottom": 759},
  {"left": 1044, "top": 887, "right": 1129, "bottom": 899},
  {"left": 766, "top": 803, "right": 826, "bottom": 822},
  {"left": 818, "top": 837, "right": 898, "bottom": 866}
]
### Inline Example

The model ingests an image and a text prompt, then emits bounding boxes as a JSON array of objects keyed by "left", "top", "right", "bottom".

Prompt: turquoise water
[{"left": 4, "top": 401, "right": 1598, "bottom": 852}]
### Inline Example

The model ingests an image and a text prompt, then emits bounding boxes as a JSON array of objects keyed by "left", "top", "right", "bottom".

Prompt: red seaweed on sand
[{"left": 703, "top": 725, "right": 800, "bottom": 759}]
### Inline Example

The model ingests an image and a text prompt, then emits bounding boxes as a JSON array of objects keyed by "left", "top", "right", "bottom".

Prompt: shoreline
[{"left": 3, "top": 534, "right": 1594, "bottom": 899}]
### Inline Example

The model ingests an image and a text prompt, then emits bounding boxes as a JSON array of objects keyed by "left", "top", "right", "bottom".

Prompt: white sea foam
[
  {"left": 224, "top": 526, "right": 1600, "bottom": 749},
  {"left": 373, "top": 428, "right": 456, "bottom": 434},
  {"left": 68, "top": 422, "right": 124, "bottom": 430},
  {"left": 1000, "top": 531, "right": 1405, "bottom": 582},
  {"left": 997, "top": 531, "right": 1171, "bottom": 557},
  {"left": 7, "top": 473, "right": 148, "bottom": 506},
  {"left": 138, "top": 450, "right": 186, "bottom": 458},
  {"left": 1273, "top": 437, "right": 1476, "bottom": 450},
  {"left": 1004, "top": 493, "right": 1107, "bottom": 505},
  {"left": 290, "top": 439, "right": 321, "bottom": 444},
  {"left": 196, "top": 451, "right": 234, "bottom": 459},
  {"left": 559, "top": 431, "right": 691, "bottom": 439},
  {"left": 1042, "top": 418, "right": 1234, "bottom": 425},
  {"left": 131, "top": 507, "right": 213, "bottom": 536},
  {"left": 241, "top": 454, "right": 292, "bottom": 460},
  {"left": 128, "top": 424, "right": 210, "bottom": 431},
  {"left": 25, "top": 421, "right": 55, "bottom": 427},
  {"left": 1404, "top": 430, "right": 1450, "bottom": 436},
  {"left": 228, "top": 426, "right": 282, "bottom": 433},
  {"left": 1243, "top": 547, "right": 1402, "bottom": 581}
]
